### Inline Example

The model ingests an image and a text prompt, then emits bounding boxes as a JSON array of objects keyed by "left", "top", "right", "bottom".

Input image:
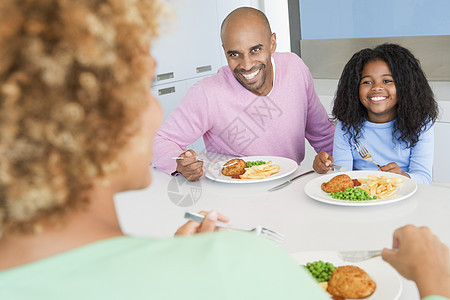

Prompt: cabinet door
[
  {"left": 152, "top": 0, "right": 222, "bottom": 85},
  {"left": 433, "top": 122, "right": 450, "bottom": 183},
  {"left": 182, "top": 0, "right": 222, "bottom": 79}
]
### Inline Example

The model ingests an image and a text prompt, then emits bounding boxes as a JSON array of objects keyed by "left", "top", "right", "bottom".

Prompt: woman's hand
[
  {"left": 380, "top": 162, "right": 410, "bottom": 178},
  {"left": 174, "top": 210, "right": 230, "bottom": 236},
  {"left": 313, "top": 151, "right": 333, "bottom": 174},
  {"left": 382, "top": 225, "right": 450, "bottom": 298}
]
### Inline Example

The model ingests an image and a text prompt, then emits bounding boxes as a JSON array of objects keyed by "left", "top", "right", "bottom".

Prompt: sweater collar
[{"left": 266, "top": 56, "right": 275, "bottom": 97}]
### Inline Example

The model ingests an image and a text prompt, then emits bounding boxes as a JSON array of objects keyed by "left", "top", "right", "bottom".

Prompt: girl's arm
[{"left": 407, "top": 125, "right": 434, "bottom": 185}]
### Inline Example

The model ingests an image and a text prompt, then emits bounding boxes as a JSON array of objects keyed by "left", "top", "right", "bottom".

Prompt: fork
[
  {"left": 184, "top": 212, "right": 285, "bottom": 244},
  {"left": 331, "top": 165, "right": 347, "bottom": 172},
  {"left": 338, "top": 250, "right": 383, "bottom": 262},
  {"left": 355, "top": 142, "right": 382, "bottom": 168},
  {"left": 171, "top": 157, "right": 238, "bottom": 167}
]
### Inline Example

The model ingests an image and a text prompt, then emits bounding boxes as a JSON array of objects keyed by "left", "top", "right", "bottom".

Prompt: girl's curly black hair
[{"left": 332, "top": 43, "right": 439, "bottom": 148}]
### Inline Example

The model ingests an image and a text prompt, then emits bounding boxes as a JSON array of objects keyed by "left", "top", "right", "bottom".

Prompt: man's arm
[
  {"left": 302, "top": 66, "right": 335, "bottom": 156},
  {"left": 301, "top": 63, "right": 335, "bottom": 173},
  {"left": 408, "top": 124, "right": 434, "bottom": 185},
  {"left": 152, "top": 81, "right": 211, "bottom": 175}
]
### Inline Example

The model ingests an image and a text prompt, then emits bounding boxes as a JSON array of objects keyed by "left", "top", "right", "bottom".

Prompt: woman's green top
[
  {"left": 0, "top": 231, "right": 447, "bottom": 300},
  {"left": 0, "top": 231, "right": 328, "bottom": 299}
]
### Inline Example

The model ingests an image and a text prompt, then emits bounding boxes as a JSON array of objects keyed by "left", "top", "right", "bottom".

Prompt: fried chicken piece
[
  {"left": 221, "top": 158, "right": 247, "bottom": 176},
  {"left": 321, "top": 174, "right": 354, "bottom": 193},
  {"left": 327, "top": 266, "right": 376, "bottom": 299}
]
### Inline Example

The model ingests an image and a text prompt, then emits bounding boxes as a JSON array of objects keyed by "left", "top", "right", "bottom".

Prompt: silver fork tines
[
  {"left": 355, "top": 142, "right": 382, "bottom": 168},
  {"left": 184, "top": 212, "right": 285, "bottom": 243}
]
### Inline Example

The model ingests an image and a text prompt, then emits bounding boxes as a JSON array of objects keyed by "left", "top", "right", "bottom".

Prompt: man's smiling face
[{"left": 221, "top": 12, "right": 276, "bottom": 96}]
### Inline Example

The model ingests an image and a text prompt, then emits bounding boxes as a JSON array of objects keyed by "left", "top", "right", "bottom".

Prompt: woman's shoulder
[{"left": 0, "top": 234, "right": 328, "bottom": 300}]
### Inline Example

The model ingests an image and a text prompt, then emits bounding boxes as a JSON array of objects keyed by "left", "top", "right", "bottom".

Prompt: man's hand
[
  {"left": 382, "top": 225, "right": 450, "bottom": 298},
  {"left": 174, "top": 210, "right": 231, "bottom": 236},
  {"left": 176, "top": 150, "right": 203, "bottom": 181},
  {"left": 313, "top": 151, "right": 333, "bottom": 174},
  {"left": 380, "top": 162, "right": 410, "bottom": 178}
]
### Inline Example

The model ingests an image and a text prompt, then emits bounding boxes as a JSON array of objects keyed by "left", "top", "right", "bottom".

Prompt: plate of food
[
  {"left": 292, "top": 251, "right": 402, "bottom": 300},
  {"left": 205, "top": 156, "right": 297, "bottom": 183},
  {"left": 304, "top": 171, "right": 417, "bottom": 206}
]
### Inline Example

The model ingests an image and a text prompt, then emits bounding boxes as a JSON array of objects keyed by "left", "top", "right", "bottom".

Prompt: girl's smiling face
[{"left": 359, "top": 59, "right": 398, "bottom": 123}]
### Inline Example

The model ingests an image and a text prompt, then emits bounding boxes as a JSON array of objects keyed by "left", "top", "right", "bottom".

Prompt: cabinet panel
[{"left": 152, "top": 0, "right": 222, "bottom": 85}]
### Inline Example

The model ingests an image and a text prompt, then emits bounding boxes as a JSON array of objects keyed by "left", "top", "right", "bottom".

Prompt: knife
[{"left": 267, "top": 170, "right": 315, "bottom": 192}]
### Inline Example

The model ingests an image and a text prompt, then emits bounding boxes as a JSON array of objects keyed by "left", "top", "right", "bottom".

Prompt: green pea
[
  {"left": 328, "top": 187, "right": 376, "bottom": 201},
  {"left": 302, "top": 261, "right": 336, "bottom": 282},
  {"left": 245, "top": 160, "right": 266, "bottom": 168}
]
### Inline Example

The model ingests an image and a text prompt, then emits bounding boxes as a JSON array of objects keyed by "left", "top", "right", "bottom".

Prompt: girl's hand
[
  {"left": 380, "top": 162, "right": 410, "bottom": 178},
  {"left": 313, "top": 151, "right": 334, "bottom": 174}
]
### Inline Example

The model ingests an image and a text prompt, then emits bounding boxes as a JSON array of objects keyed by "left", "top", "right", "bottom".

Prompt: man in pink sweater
[{"left": 153, "top": 7, "right": 335, "bottom": 180}]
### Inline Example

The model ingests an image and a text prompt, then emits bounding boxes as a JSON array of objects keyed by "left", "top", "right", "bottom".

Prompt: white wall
[{"left": 261, "top": 0, "right": 291, "bottom": 53}]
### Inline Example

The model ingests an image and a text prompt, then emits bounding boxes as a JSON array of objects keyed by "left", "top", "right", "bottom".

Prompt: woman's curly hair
[
  {"left": 332, "top": 43, "right": 439, "bottom": 147},
  {"left": 0, "top": 0, "right": 163, "bottom": 234}
]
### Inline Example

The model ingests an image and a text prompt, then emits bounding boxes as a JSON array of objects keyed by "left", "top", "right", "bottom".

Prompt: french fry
[
  {"left": 357, "top": 178, "right": 369, "bottom": 184},
  {"left": 378, "top": 188, "right": 397, "bottom": 198},
  {"left": 357, "top": 175, "right": 403, "bottom": 198},
  {"left": 390, "top": 178, "right": 404, "bottom": 184},
  {"left": 239, "top": 161, "right": 280, "bottom": 179}
]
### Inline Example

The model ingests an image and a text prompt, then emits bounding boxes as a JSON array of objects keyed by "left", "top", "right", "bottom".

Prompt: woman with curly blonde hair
[
  {"left": 0, "top": 1, "right": 329, "bottom": 299},
  {"left": 0, "top": 1, "right": 448, "bottom": 300}
]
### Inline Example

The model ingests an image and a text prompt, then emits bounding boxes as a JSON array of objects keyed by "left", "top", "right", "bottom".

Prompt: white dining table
[{"left": 115, "top": 162, "right": 450, "bottom": 300}]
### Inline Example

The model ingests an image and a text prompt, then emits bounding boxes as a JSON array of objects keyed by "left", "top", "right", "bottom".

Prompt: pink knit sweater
[{"left": 152, "top": 52, "right": 334, "bottom": 174}]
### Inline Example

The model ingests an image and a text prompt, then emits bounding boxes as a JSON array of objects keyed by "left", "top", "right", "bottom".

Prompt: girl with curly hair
[{"left": 331, "top": 43, "right": 438, "bottom": 184}]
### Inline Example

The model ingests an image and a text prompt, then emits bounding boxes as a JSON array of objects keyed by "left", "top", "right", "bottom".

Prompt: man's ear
[{"left": 270, "top": 33, "right": 277, "bottom": 53}]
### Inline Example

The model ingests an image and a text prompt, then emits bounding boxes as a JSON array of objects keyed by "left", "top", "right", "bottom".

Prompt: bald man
[{"left": 153, "top": 7, "right": 335, "bottom": 181}]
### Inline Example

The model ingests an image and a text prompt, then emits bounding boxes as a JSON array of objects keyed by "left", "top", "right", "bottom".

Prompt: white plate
[
  {"left": 205, "top": 156, "right": 297, "bottom": 183},
  {"left": 304, "top": 171, "right": 417, "bottom": 206},
  {"left": 292, "top": 251, "right": 402, "bottom": 300}
]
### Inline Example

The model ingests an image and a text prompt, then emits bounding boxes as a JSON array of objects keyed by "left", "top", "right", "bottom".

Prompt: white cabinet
[{"left": 152, "top": 0, "right": 222, "bottom": 86}]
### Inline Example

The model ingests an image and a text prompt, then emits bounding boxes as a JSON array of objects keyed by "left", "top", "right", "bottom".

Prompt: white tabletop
[{"left": 115, "top": 164, "right": 450, "bottom": 300}]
